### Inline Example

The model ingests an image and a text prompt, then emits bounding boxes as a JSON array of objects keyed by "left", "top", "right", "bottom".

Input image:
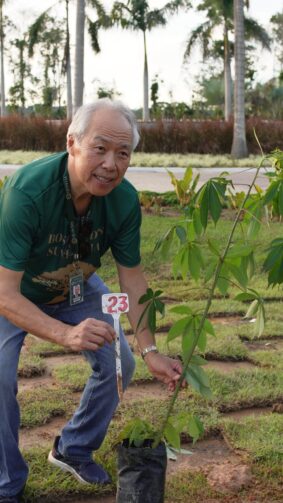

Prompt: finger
[{"left": 88, "top": 327, "right": 115, "bottom": 344}]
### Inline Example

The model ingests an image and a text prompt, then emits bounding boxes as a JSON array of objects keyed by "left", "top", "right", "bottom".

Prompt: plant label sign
[
  {"left": 102, "top": 293, "right": 129, "bottom": 319},
  {"left": 102, "top": 293, "right": 129, "bottom": 401}
]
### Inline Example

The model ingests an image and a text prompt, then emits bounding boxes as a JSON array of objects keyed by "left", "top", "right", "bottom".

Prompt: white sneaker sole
[{"left": 48, "top": 451, "right": 89, "bottom": 485}]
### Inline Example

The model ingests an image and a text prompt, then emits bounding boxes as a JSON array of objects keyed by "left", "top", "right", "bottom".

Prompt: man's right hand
[{"left": 63, "top": 318, "right": 116, "bottom": 351}]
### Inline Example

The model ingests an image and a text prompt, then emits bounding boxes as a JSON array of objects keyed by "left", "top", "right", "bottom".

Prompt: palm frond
[
  {"left": 244, "top": 17, "right": 272, "bottom": 51},
  {"left": 28, "top": 12, "right": 49, "bottom": 57},
  {"left": 87, "top": 18, "right": 100, "bottom": 53},
  {"left": 183, "top": 21, "right": 213, "bottom": 60},
  {"left": 146, "top": 10, "right": 166, "bottom": 30}
]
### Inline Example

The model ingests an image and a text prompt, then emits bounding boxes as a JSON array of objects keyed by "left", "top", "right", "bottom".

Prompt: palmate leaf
[
  {"left": 263, "top": 238, "right": 283, "bottom": 286},
  {"left": 137, "top": 289, "right": 164, "bottom": 335},
  {"left": 185, "top": 365, "right": 212, "bottom": 399}
]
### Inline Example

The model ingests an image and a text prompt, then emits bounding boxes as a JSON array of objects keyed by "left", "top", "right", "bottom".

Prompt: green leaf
[
  {"left": 188, "top": 244, "right": 202, "bottom": 281},
  {"left": 148, "top": 302, "right": 157, "bottom": 334},
  {"left": 167, "top": 317, "right": 191, "bottom": 342},
  {"left": 182, "top": 331, "right": 195, "bottom": 358},
  {"left": 197, "top": 330, "right": 207, "bottom": 352},
  {"left": 170, "top": 305, "right": 193, "bottom": 315},
  {"left": 176, "top": 225, "right": 187, "bottom": 244},
  {"left": 203, "top": 318, "right": 215, "bottom": 336},
  {"left": 190, "top": 354, "right": 207, "bottom": 366},
  {"left": 278, "top": 182, "right": 283, "bottom": 216},
  {"left": 245, "top": 299, "right": 259, "bottom": 319},
  {"left": 164, "top": 421, "right": 180, "bottom": 450},
  {"left": 209, "top": 183, "right": 222, "bottom": 224},
  {"left": 235, "top": 292, "right": 257, "bottom": 302},
  {"left": 138, "top": 288, "right": 153, "bottom": 304},
  {"left": 198, "top": 185, "right": 209, "bottom": 229},
  {"left": 193, "top": 208, "right": 203, "bottom": 236},
  {"left": 188, "top": 415, "right": 204, "bottom": 444},
  {"left": 254, "top": 304, "right": 265, "bottom": 337}
]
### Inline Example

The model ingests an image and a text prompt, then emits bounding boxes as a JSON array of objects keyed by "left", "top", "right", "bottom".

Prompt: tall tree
[
  {"left": 231, "top": 0, "right": 248, "bottom": 158},
  {"left": 111, "top": 0, "right": 188, "bottom": 121},
  {"left": 28, "top": 14, "right": 65, "bottom": 116},
  {"left": 28, "top": 0, "right": 72, "bottom": 118},
  {"left": 73, "top": 0, "right": 111, "bottom": 113},
  {"left": 270, "top": 11, "right": 283, "bottom": 76},
  {"left": 74, "top": 0, "right": 85, "bottom": 113},
  {"left": 184, "top": 0, "right": 270, "bottom": 121},
  {"left": 8, "top": 35, "right": 38, "bottom": 113},
  {"left": 0, "top": 0, "right": 6, "bottom": 116}
]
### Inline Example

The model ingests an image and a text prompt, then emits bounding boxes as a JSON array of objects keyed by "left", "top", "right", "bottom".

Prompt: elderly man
[{"left": 0, "top": 99, "right": 182, "bottom": 503}]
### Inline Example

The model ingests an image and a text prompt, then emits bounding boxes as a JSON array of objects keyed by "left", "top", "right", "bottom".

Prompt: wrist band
[{"left": 141, "top": 345, "right": 159, "bottom": 360}]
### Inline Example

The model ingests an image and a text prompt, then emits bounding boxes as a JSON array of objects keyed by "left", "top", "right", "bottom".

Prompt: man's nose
[{"left": 102, "top": 151, "right": 116, "bottom": 170}]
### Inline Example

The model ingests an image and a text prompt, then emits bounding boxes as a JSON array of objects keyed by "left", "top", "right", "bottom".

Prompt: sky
[{"left": 5, "top": 0, "right": 283, "bottom": 109}]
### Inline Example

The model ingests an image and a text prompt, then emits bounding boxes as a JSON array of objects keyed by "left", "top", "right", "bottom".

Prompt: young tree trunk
[
  {"left": 0, "top": 3, "right": 6, "bottom": 116},
  {"left": 143, "top": 30, "right": 150, "bottom": 121},
  {"left": 74, "top": 0, "right": 85, "bottom": 114},
  {"left": 224, "top": 26, "right": 232, "bottom": 121},
  {"left": 231, "top": 0, "right": 248, "bottom": 158},
  {"left": 66, "top": 0, "right": 72, "bottom": 119}
]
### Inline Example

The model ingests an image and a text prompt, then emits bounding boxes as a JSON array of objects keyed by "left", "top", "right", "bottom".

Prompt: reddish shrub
[{"left": 0, "top": 116, "right": 282, "bottom": 154}]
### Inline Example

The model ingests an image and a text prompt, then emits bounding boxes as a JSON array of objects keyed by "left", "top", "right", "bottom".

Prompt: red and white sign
[{"left": 102, "top": 293, "right": 129, "bottom": 318}]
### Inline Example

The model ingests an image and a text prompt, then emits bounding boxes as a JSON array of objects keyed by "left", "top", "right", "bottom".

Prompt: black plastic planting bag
[{"left": 116, "top": 441, "right": 167, "bottom": 503}]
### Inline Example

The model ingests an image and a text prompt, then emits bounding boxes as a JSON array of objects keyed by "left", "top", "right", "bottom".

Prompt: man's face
[{"left": 67, "top": 108, "right": 133, "bottom": 197}]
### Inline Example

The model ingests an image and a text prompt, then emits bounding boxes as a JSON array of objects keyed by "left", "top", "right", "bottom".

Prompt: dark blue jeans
[{"left": 0, "top": 274, "right": 135, "bottom": 497}]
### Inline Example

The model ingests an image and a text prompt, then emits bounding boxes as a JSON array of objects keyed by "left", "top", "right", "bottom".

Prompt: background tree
[
  {"left": 184, "top": 0, "right": 270, "bottom": 121},
  {"left": 28, "top": 0, "right": 72, "bottom": 119},
  {"left": 0, "top": 0, "right": 7, "bottom": 116},
  {"left": 111, "top": 0, "right": 188, "bottom": 121},
  {"left": 270, "top": 11, "right": 283, "bottom": 77},
  {"left": 73, "top": 0, "right": 111, "bottom": 113},
  {"left": 28, "top": 14, "right": 65, "bottom": 117},
  {"left": 231, "top": 0, "right": 248, "bottom": 158},
  {"left": 8, "top": 35, "right": 38, "bottom": 114}
]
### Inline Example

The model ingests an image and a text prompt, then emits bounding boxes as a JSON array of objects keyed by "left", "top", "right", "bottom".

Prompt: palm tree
[
  {"left": 231, "top": 0, "right": 248, "bottom": 158},
  {"left": 74, "top": 0, "right": 85, "bottom": 113},
  {"left": 28, "top": 0, "right": 72, "bottom": 118},
  {"left": 73, "top": 0, "right": 111, "bottom": 113},
  {"left": 111, "top": 0, "right": 187, "bottom": 121},
  {"left": 0, "top": 0, "right": 6, "bottom": 116},
  {"left": 184, "top": 0, "right": 271, "bottom": 121}
]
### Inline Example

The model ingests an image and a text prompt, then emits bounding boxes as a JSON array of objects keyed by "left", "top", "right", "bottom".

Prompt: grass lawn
[
  {"left": 17, "top": 209, "right": 283, "bottom": 502},
  {"left": 0, "top": 149, "right": 262, "bottom": 168}
]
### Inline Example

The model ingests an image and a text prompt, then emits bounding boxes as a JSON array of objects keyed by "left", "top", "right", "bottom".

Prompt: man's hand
[
  {"left": 143, "top": 352, "right": 186, "bottom": 392},
  {"left": 63, "top": 318, "right": 116, "bottom": 352}
]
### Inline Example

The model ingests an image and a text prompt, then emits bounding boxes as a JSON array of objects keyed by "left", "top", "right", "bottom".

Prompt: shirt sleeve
[
  {"left": 110, "top": 197, "right": 142, "bottom": 268},
  {"left": 0, "top": 187, "right": 39, "bottom": 271}
]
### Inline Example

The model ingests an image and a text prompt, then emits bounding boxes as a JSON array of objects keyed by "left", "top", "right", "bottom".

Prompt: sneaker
[
  {"left": 0, "top": 486, "right": 25, "bottom": 503},
  {"left": 48, "top": 436, "right": 111, "bottom": 485}
]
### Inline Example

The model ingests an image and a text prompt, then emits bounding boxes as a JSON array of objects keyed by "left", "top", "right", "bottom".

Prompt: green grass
[
  {"left": 19, "top": 387, "right": 75, "bottom": 428},
  {"left": 223, "top": 414, "right": 283, "bottom": 464},
  {"left": 0, "top": 150, "right": 262, "bottom": 168},
  {"left": 16, "top": 210, "right": 283, "bottom": 501},
  {"left": 18, "top": 353, "right": 46, "bottom": 377}
]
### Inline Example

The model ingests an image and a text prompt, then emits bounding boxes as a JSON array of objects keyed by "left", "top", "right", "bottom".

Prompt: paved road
[{"left": 0, "top": 164, "right": 271, "bottom": 193}]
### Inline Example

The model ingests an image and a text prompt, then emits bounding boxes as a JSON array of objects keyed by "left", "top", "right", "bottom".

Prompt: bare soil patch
[
  {"left": 222, "top": 406, "right": 273, "bottom": 420},
  {"left": 244, "top": 339, "right": 283, "bottom": 351},
  {"left": 43, "top": 354, "right": 85, "bottom": 370},
  {"left": 123, "top": 381, "right": 168, "bottom": 402},
  {"left": 167, "top": 438, "right": 240, "bottom": 475},
  {"left": 206, "top": 360, "right": 256, "bottom": 373}
]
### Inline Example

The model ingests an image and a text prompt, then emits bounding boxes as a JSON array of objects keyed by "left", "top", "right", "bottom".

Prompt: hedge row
[{"left": 0, "top": 115, "right": 282, "bottom": 154}]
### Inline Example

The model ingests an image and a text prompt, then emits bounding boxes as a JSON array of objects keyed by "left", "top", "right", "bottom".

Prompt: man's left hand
[{"left": 143, "top": 352, "right": 186, "bottom": 392}]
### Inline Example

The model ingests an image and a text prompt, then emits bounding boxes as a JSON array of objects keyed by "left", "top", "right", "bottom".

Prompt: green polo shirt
[{"left": 0, "top": 152, "right": 141, "bottom": 304}]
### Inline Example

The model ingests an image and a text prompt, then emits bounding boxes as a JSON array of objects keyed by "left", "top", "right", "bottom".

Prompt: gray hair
[{"left": 67, "top": 98, "right": 140, "bottom": 150}]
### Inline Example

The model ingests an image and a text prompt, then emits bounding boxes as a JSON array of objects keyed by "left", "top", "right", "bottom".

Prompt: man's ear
[{"left": 67, "top": 134, "right": 75, "bottom": 155}]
